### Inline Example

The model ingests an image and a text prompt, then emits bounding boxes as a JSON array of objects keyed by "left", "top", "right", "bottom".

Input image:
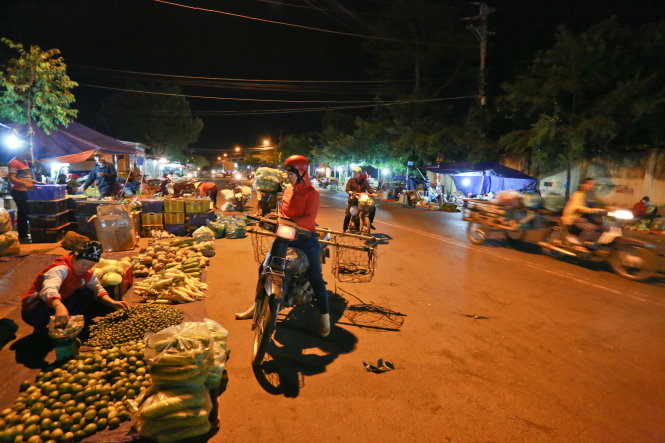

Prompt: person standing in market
[
  {"left": 197, "top": 181, "right": 219, "bottom": 209},
  {"left": 8, "top": 148, "right": 41, "bottom": 243},
  {"left": 81, "top": 152, "right": 117, "bottom": 198},
  {"left": 21, "top": 241, "right": 129, "bottom": 331},
  {"left": 343, "top": 166, "right": 376, "bottom": 231}
]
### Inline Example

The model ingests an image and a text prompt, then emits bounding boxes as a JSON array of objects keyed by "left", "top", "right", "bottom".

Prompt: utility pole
[{"left": 464, "top": 3, "right": 496, "bottom": 107}]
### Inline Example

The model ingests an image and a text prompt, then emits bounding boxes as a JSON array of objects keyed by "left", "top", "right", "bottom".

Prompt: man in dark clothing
[
  {"left": 343, "top": 166, "right": 376, "bottom": 232},
  {"left": 81, "top": 152, "right": 117, "bottom": 197},
  {"left": 8, "top": 150, "right": 40, "bottom": 242}
]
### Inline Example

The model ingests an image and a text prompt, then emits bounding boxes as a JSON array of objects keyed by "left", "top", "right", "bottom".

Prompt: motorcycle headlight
[{"left": 611, "top": 209, "right": 634, "bottom": 220}]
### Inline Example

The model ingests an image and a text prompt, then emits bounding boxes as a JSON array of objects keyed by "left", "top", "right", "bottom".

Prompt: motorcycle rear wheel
[
  {"left": 466, "top": 222, "right": 487, "bottom": 245},
  {"left": 252, "top": 294, "right": 278, "bottom": 366},
  {"left": 609, "top": 244, "right": 656, "bottom": 281}
]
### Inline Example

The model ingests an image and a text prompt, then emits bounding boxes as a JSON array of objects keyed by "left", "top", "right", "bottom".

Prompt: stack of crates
[
  {"left": 141, "top": 199, "right": 164, "bottom": 237},
  {"left": 73, "top": 200, "right": 101, "bottom": 240},
  {"left": 27, "top": 188, "right": 72, "bottom": 243},
  {"left": 185, "top": 198, "right": 215, "bottom": 233},
  {"left": 163, "top": 198, "right": 186, "bottom": 236}
]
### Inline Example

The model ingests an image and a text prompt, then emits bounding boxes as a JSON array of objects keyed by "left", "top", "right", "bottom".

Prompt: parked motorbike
[
  {"left": 232, "top": 182, "right": 248, "bottom": 212},
  {"left": 347, "top": 192, "right": 375, "bottom": 234},
  {"left": 247, "top": 215, "right": 330, "bottom": 366},
  {"left": 538, "top": 209, "right": 657, "bottom": 281}
]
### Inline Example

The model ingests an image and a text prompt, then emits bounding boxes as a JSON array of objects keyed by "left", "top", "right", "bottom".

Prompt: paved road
[{"left": 205, "top": 190, "right": 665, "bottom": 442}]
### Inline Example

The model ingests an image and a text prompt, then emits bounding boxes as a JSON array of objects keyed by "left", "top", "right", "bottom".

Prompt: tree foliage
[
  {"left": 98, "top": 82, "right": 203, "bottom": 159},
  {"left": 497, "top": 19, "right": 665, "bottom": 172},
  {"left": 0, "top": 38, "right": 78, "bottom": 134}
]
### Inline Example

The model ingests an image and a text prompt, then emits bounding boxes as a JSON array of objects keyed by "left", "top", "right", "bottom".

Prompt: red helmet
[{"left": 284, "top": 155, "right": 309, "bottom": 182}]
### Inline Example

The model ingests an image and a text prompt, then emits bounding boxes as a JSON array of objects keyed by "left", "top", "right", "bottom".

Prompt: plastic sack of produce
[
  {"left": 202, "top": 319, "right": 229, "bottom": 389},
  {"left": 0, "top": 207, "right": 11, "bottom": 233},
  {"left": 496, "top": 190, "right": 522, "bottom": 208},
  {"left": 220, "top": 189, "right": 235, "bottom": 202},
  {"left": 144, "top": 322, "right": 215, "bottom": 388},
  {"left": 0, "top": 230, "right": 20, "bottom": 256},
  {"left": 84, "top": 186, "right": 101, "bottom": 198},
  {"left": 192, "top": 226, "right": 215, "bottom": 243},
  {"left": 206, "top": 219, "right": 226, "bottom": 239},
  {"left": 195, "top": 240, "right": 215, "bottom": 257},
  {"left": 136, "top": 386, "right": 212, "bottom": 442},
  {"left": 223, "top": 215, "right": 246, "bottom": 239},
  {"left": 240, "top": 185, "right": 252, "bottom": 197},
  {"left": 542, "top": 193, "right": 565, "bottom": 212},
  {"left": 253, "top": 167, "right": 285, "bottom": 192}
]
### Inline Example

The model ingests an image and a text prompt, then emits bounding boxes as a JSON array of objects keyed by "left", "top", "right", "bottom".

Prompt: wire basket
[
  {"left": 248, "top": 225, "right": 275, "bottom": 264},
  {"left": 331, "top": 233, "right": 378, "bottom": 283}
]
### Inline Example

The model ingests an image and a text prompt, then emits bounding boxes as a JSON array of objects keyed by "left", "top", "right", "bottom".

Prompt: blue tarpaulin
[
  {"left": 424, "top": 162, "right": 538, "bottom": 196},
  {"left": 2, "top": 122, "right": 137, "bottom": 163}
]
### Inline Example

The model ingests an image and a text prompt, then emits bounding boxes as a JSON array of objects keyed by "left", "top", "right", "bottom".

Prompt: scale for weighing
[{"left": 48, "top": 315, "right": 84, "bottom": 361}]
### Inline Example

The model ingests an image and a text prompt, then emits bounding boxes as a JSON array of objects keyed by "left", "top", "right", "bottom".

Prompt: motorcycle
[
  {"left": 248, "top": 215, "right": 330, "bottom": 366},
  {"left": 347, "top": 192, "right": 375, "bottom": 235},
  {"left": 232, "top": 182, "right": 248, "bottom": 212},
  {"left": 538, "top": 209, "right": 657, "bottom": 281}
]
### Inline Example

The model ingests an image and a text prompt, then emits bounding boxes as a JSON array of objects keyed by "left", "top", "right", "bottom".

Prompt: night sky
[{"left": 1, "top": 0, "right": 664, "bottom": 155}]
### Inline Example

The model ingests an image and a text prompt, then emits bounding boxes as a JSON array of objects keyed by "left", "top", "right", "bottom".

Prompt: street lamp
[
  {"left": 217, "top": 156, "right": 221, "bottom": 161},
  {"left": 223, "top": 153, "right": 227, "bottom": 157},
  {"left": 235, "top": 146, "right": 241, "bottom": 152},
  {"left": 262, "top": 138, "right": 270, "bottom": 147},
  {"left": 3, "top": 133, "right": 23, "bottom": 150}
]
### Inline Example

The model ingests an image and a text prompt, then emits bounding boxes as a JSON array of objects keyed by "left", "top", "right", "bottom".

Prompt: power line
[
  {"left": 71, "top": 64, "right": 414, "bottom": 84},
  {"left": 106, "top": 95, "right": 476, "bottom": 116},
  {"left": 152, "top": 0, "right": 474, "bottom": 48},
  {"left": 79, "top": 83, "right": 410, "bottom": 103}
]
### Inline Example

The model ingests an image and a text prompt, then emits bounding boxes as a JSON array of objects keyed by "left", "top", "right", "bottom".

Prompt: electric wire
[{"left": 152, "top": 0, "right": 474, "bottom": 48}]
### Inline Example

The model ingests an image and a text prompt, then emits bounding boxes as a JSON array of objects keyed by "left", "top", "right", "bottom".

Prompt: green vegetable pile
[
  {"left": 85, "top": 305, "right": 184, "bottom": 348},
  {"left": 0, "top": 341, "right": 147, "bottom": 442}
]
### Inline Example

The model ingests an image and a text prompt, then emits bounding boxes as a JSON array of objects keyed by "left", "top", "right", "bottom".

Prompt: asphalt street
[{"left": 206, "top": 189, "right": 665, "bottom": 442}]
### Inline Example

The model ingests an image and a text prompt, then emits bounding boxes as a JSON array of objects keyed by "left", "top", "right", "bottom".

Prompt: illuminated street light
[
  {"left": 262, "top": 138, "right": 270, "bottom": 147},
  {"left": 223, "top": 153, "right": 227, "bottom": 157},
  {"left": 217, "top": 156, "right": 221, "bottom": 161},
  {"left": 3, "top": 133, "right": 23, "bottom": 150},
  {"left": 235, "top": 146, "right": 241, "bottom": 152},
  {"left": 382, "top": 168, "right": 390, "bottom": 176}
]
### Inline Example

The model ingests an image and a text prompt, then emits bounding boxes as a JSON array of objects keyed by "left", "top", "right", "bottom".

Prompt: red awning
[{"left": 41, "top": 149, "right": 98, "bottom": 163}]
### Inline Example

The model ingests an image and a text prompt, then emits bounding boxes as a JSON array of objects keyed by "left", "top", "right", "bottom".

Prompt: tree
[
  {"left": 98, "top": 82, "right": 203, "bottom": 159},
  {"left": 497, "top": 19, "right": 665, "bottom": 177},
  {"left": 0, "top": 38, "right": 78, "bottom": 161}
]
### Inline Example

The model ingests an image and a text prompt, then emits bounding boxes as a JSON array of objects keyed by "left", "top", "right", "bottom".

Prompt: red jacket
[
  {"left": 23, "top": 255, "right": 106, "bottom": 304},
  {"left": 632, "top": 201, "right": 648, "bottom": 217},
  {"left": 280, "top": 174, "right": 319, "bottom": 232}
]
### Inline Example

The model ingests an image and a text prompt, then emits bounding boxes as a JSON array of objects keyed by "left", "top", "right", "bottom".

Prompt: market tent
[
  {"left": 424, "top": 162, "right": 538, "bottom": 196},
  {"left": 5, "top": 122, "right": 138, "bottom": 162}
]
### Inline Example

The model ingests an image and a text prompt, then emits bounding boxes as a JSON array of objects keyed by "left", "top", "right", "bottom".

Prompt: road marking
[{"left": 339, "top": 210, "right": 662, "bottom": 305}]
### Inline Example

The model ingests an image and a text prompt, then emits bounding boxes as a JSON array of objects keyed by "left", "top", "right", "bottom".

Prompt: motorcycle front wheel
[
  {"left": 466, "top": 222, "right": 487, "bottom": 245},
  {"left": 609, "top": 244, "right": 656, "bottom": 281},
  {"left": 252, "top": 294, "right": 278, "bottom": 366}
]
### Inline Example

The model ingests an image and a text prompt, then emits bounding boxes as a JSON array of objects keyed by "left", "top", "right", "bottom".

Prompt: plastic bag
[
  {"left": 48, "top": 314, "right": 84, "bottom": 339},
  {"left": 0, "top": 231, "right": 20, "bottom": 256},
  {"left": 192, "top": 226, "right": 214, "bottom": 243},
  {"left": 253, "top": 167, "right": 285, "bottom": 192},
  {"left": 136, "top": 387, "right": 212, "bottom": 432},
  {"left": 206, "top": 220, "right": 226, "bottom": 239},
  {"left": 84, "top": 186, "right": 101, "bottom": 198},
  {"left": 223, "top": 215, "right": 246, "bottom": 239},
  {"left": 202, "top": 319, "right": 229, "bottom": 389},
  {"left": 220, "top": 189, "right": 235, "bottom": 202},
  {"left": 0, "top": 207, "right": 12, "bottom": 233},
  {"left": 144, "top": 322, "right": 215, "bottom": 388}
]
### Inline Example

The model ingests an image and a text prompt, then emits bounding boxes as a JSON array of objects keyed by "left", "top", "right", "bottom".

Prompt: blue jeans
[{"left": 267, "top": 234, "right": 329, "bottom": 315}]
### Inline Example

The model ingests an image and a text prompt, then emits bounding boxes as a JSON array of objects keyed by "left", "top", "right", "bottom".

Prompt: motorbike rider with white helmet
[{"left": 343, "top": 166, "right": 376, "bottom": 232}]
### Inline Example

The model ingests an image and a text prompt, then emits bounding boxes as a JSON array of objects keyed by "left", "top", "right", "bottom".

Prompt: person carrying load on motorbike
[
  {"left": 196, "top": 181, "right": 219, "bottom": 209},
  {"left": 236, "top": 155, "right": 331, "bottom": 337},
  {"left": 562, "top": 177, "right": 607, "bottom": 243},
  {"left": 343, "top": 166, "right": 377, "bottom": 232}
]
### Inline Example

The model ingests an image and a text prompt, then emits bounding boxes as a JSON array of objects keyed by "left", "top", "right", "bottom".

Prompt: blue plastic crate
[
  {"left": 165, "top": 224, "right": 188, "bottom": 236},
  {"left": 141, "top": 198, "right": 165, "bottom": 213},
  {"left": 27, "top": 185, "right": 66, "bottom": 201},
  {"left": 187, "top": 212, "right": 216, "bottom": 227}
]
